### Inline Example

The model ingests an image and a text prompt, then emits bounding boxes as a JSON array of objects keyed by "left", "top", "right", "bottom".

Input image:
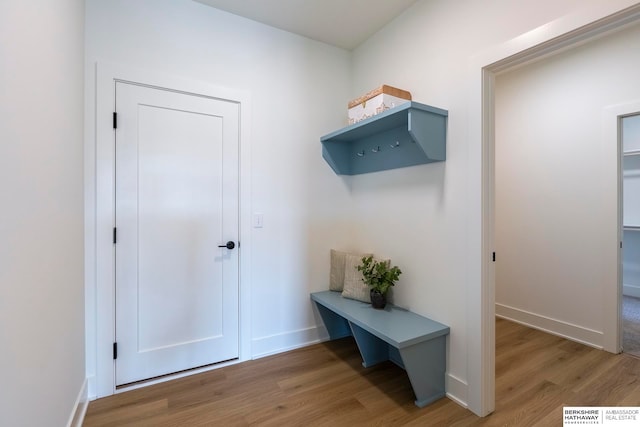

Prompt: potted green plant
[{"left": 357, "top": 256, "right": 402, "bottom": 309}]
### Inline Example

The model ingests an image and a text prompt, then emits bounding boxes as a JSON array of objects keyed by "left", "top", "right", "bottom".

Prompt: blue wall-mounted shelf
[{"left": 321, "top": 101, "right": 448, "bottom": 175}]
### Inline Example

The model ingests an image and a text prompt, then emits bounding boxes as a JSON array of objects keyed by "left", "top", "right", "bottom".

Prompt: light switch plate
[{"left": 253, "top": 213, "right": 264, "bottom": 228}]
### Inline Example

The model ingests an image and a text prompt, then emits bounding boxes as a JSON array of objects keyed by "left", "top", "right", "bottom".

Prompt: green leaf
[{"left": 357, "top": 256, "right": 402, "bottom": 295}]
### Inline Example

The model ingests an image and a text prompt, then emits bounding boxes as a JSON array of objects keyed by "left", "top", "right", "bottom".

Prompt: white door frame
[
  {"left": 604, "top": 101, "right": 640, "bottom": 353},
  {"left": 93, "top": 62, "right": 252, "bottom": 398},
  {"left": 471, "top": 1, "right": 640, "bottom": 416}
]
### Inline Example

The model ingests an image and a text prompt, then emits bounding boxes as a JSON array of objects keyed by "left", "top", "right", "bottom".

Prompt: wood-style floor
[{"left": 84, "top": 319, "right": 640, "bottom": 426}]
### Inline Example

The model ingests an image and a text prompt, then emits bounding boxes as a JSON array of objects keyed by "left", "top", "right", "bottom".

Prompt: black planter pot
[{"left": 370, "top": 289, "right": 387, "bottom": 309}]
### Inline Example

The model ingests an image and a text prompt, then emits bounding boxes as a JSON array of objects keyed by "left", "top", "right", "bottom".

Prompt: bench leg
[
  {"left": 314, "top": 302, "right": 352, "bottom": 340},
  {"left": 398, "top": 335, "right": 446, "bottom": 407},
  {"left": 349, "top": 322, "right": 389, "bottom": 368}
]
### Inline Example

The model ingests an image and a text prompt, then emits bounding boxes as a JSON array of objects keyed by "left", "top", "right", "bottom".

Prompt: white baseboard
[
  {"left": 67, "top": 378, "right": 88, "bottom": 427},
  {"left": 251, "top": 326, "right": 327, "bottom": 359},
  {"left": 495, "top": 303, "right": 603, "bottom": 349},
  {"left": 445, "top": 373, "right": 468, "bottom": 408},
  {"left": 623, "top": 283, "right": 640, "bottom": 298}
]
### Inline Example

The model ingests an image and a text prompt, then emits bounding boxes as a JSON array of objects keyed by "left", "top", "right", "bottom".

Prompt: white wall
[
  {"left": 495, "top": 22, "right": 640, "bottom": 345},
  {"left": 0, "top": 1, "right": 86, "bottom": 426},
  {"left": 349, "top": 0, "right": 607, "bottom": 410},
  {"left": 84, "top": 0, "right": 353, "bottom": 397}
]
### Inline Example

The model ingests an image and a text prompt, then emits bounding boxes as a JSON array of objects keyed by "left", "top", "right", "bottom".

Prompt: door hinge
[
  {"left": 113, "top": 227, "right": 117, "bottom": 244},
  {"left": 113, "top": 342, "right": 118, "bottom": 360},
  {"left": 492, "top": 252, "right": 496, "bottom": 262},
  {"left": 113, "top": 112, "right": 118, "bottom": 129}
]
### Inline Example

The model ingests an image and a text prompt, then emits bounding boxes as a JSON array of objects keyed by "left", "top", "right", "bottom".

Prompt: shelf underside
[
  {"left": 321, "top": 103, "right": 447, "bottom": 175},
  {"left": 322, "top": 125, "right": 438, "bottom": 175}
]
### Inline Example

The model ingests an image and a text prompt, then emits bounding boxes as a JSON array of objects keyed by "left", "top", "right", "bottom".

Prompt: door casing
[{"left": 92, "top": 62, "right": 252, "bottom": 398}]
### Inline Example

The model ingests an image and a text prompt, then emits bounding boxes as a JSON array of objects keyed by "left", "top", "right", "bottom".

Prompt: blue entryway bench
[{"left": 311, "top": 291, "right": 450, "bottom": 408}]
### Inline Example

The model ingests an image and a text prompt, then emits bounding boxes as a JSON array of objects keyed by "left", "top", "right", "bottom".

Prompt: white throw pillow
[
  {"left": 329, "top": 249, "right": 371, "bottom": 292},
  {"left": 342, "top": 254, "right": 389, "bottom": 303}
]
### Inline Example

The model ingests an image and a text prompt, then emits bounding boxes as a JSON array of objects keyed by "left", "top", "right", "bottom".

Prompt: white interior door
[{"left": 115, "top": 82, "right": 239, "bottom": 386}]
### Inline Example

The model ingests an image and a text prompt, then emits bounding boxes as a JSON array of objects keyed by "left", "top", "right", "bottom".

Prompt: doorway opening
[
  {"left": 621, "top": 113, "right": 640, "bottom": 357},
  {"left": 492, "top": 20, "right": 640, "bottom": 350},
  {"left": 476, "top": 2, "right": 640, "bottom": 417}
]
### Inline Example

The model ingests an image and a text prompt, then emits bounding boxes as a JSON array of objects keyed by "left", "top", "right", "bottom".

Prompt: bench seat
[{"left": 311, "top": 290, "right": 449, "bottom": 408}]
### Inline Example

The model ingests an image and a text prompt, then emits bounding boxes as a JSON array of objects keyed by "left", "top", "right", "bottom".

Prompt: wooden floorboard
[{"left": 84, "top": 319, "right": 640, "bottom": 426}]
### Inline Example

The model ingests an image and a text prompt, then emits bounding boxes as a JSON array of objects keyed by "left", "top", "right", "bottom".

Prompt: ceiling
[{"left": 193, "top": 0, "right": 419, "bottom": 50}]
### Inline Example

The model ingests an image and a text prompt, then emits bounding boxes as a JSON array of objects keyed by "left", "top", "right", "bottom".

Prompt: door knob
[{"left": 218, "top": 241, "right": 235, "bottom": 250}]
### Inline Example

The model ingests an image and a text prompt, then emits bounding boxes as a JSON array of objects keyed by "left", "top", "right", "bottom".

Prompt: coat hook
[
  {"left": 356, "top": 150, "right": 365, "bottom": 157},
  {"left": 390, "top": 141, "right": 400, "bottom": 148},
  {"left": 371, "top": 146, "right": 381, "bottom": 153}
]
